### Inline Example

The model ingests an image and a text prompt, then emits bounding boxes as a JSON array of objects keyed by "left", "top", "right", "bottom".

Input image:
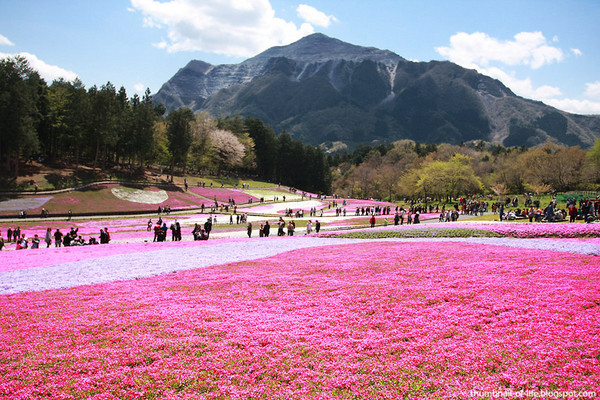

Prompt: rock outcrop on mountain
[{"left": 154, "top": 33, "right": 600, "bottom": 149}]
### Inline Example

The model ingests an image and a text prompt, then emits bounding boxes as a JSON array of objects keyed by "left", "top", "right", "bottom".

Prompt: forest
[
  {"left": 329, "top": 139, "right": 600, "bottom": 201},
  {"left": 0, "top": 56, "right": 331, "bottom": 194},
  {"left": 2, "top": 55, "right": 600, "bottom": 199}
]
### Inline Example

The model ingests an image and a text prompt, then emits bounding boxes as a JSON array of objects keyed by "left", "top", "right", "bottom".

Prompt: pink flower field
[
  {"left": 0, "top": 185, "right": 203, "bottom": 217},
  {"left": 1, "top": 241, "right": 599, "bottom": 399},
  {"left": 189, "top": 187, "right": 259, "bottom": 205}
]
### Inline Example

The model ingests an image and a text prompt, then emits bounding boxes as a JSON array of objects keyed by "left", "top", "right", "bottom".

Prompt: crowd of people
[
  {"left": 493, "top": 196, "right": 599, "bottom": 223},
  {"left": 0, "top": 226, "right": 110, "bottom": 250},
  {"left": 2, "top": 192, "right": 598, "bottom": 251}
]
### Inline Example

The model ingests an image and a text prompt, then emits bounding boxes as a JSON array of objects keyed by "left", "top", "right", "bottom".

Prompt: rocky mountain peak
[
  {"left": 153, "top": 34, "right": 600, "bottom": 149},
  {"left": 246, "top": 33, "right": 403, "bottom": 66}
]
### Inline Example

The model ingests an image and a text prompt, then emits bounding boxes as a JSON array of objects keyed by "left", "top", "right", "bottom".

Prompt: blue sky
[{"left": 1, "top": 0, "right": 599, "bottom": 114}]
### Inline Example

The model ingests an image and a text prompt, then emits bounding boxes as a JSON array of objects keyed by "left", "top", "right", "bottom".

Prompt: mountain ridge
[{"left": 154, "top": 33, "right": 600, "bottom": 149}]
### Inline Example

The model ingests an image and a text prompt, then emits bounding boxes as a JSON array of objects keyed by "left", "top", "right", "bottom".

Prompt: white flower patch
[
  {"left": 111, "top": 187, "right": 168, "bottom": 204},
  {"left": 0, "top": 196, "right": 52, "bottom": 211}
]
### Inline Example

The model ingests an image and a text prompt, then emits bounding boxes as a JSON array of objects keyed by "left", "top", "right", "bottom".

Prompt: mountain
[{"left": 154, "top": 33, "right": 600, "bottom": 149}]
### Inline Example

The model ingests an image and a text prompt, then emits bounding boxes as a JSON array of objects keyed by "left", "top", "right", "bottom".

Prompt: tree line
[
  {"left": 0, "top": 56, "right": 331, "bottom": 194},
  {"left": 330, "top": 138, "right": 600, "bottom": 201}
]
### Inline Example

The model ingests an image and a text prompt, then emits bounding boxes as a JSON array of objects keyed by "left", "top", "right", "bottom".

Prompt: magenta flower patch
[
  {"left": 1, "top": 242, "right": 598, "bottom": 398},
  {"left": 189, "top": 187, "right": 259, "bottom": 204}
]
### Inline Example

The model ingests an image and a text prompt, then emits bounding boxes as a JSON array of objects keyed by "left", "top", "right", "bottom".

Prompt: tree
[
  {"left": 521, "top": 142, "right": 585, "bottom": 192},
  {"left": 0, "top": 56, "right": 42, "bottom": 177},
  {"left": 131, "top": 89, "right": 157, "bottom": 168},
  {"left": 166, "top": 107, "right": 194, "bottom": 179},
  {"left": 245, "top": 117, "right": 277, "bottom": 180},
  {"left": 209, "top": 129, "right": 246, "bottom": 173},
  {"left": 189, "top": 112, "right": 216, "bottom": 172},
  {"left": 415, "top": 154, "right": 483, "bottom": 200},
  {"left": 64, "top": 79, "right": 89, "bottom": 167},
  {"left": 87, "top": 82, "right": 119, "bottom": 170},
  {"left": 588, "top": 139, "right": 600, "bottom": 169},
  {"left": 585, "top": 139, "right": 600, "bottom": 185}
]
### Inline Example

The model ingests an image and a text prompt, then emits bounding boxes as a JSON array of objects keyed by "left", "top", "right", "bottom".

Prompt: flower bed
[
  {"left": 188, "top": 187, "right": 259, "bottom": 205},
  {"left": 0, "top": 241, "right": 598, "bottom": 398},
  {"left": 469, "top": 222, "right": 600, "bottom": 238},
  {"left": 0, "top": 185, "right": 202, "bottom": 217},
  {"left": 322, "top": 221, "right": 600, "bottom": 239}
]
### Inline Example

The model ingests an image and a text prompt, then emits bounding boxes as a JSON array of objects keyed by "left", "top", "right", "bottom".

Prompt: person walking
[
  {"left": 247, "top": 222, "right": 253, "bottom": 238},
  {"left": 45, "top": 227, "right": 52, "bottom": 248}
]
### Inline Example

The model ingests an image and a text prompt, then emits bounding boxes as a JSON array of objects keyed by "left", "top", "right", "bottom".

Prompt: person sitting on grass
[
  {"left": 31, "top": 234, "right": 40, "bottom": 249},
  {"left": 16, "top": 234, "right": 28, "bottom": 250},
  {"left": 63, "top": 232, "right": 73, "bottom": 247}
]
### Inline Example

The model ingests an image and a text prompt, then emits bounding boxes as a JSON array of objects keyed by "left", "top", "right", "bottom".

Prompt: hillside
[{"left": 154, "top": 33, "right": 600, "bottom": 150}]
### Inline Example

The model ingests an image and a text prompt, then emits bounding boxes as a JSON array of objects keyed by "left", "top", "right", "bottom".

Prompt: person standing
[
  {"left": 370, "top": 214, "right": 376, "bottom": 228},
  {"left": 204, "top": 217, "right": 213, "bottom": 238},
  {"left": 568, "top": 204, "right": 577, "bottom": 223},
  {"left": 54, "top": 228, "right": 63, "bottom": 247},
  {"left": 247, "top": 222, "right": 253, "bottom": 238},
  {"left": 100, "top": 228, "right": 111, "bottom": 244},
  {"left": 175, "top": 221, "right": 182, "bottom": 241},
  {"left": 306, "top": 220, "right": 312, "bottom": 235},
  {"left": 263, "top": 221, "right": 270, "bottom": 237},
  {"left": 44, "top": 227, "right": 52, "bottom": 248},
  {"left": 170, "top": 223, "right": 177, "bottom": 241},
  {"left": 100, "top": 229, "right": 107, "bottom": 244}
]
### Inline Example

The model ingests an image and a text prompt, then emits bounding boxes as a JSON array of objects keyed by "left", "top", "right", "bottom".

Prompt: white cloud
[
  {"left": 296, "top": 4, "right": 337, "bottom": 28},
  {"left": 544, "top": 98, "right": 600, "bottom": 115},
  {"left": 434, "top": 31, "right": 600, "bottom": 114},
  {"left": 435, "top": 31, "right": 564, "bottom": 70},
  {"left": 0, "top": 34, "right": 14, "bottom": 46},
  {"left": 0, "top": 52, "right": 78, "bottom": 82},
  {"left": 134, "top": 83, "right": 146, "bottom": 93},
  {"left": 585, "top": 81, "right": 600, "bottom": 99},
  {"left": 473, "top": 65, "right": 600, "bottom": 114},
  {"left": 130, "top": 0, "right": 321, "bottom": 57},
  {"left": 476, "top": 65, "right": 560, "bottom": 99}
]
